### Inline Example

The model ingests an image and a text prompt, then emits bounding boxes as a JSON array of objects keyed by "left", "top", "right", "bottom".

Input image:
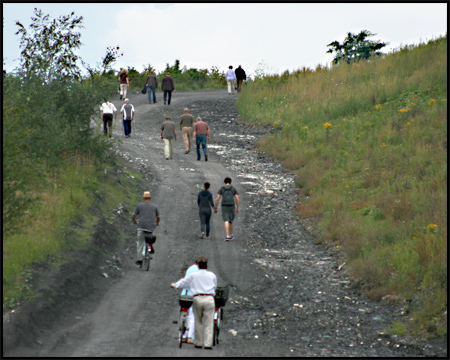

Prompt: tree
[
  {"left": 15, "top": 8, "right": 84, "bottom": 81},
  {"left": 326, "top": 30, "right": 389, "bottom": 65},
  {"left": 101, "top": 45, "right": 123, "bottom": 75}
]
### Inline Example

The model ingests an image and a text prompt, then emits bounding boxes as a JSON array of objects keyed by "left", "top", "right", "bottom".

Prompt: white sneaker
[{"left": 201, "top": 232, "right": 205, "bottom": 239}]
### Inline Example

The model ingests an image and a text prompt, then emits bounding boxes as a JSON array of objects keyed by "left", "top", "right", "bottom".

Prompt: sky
[{"left": 2, "top": 3, "right": 448, "bottom": 77}]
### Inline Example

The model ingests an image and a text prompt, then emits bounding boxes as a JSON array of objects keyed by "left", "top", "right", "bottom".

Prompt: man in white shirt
[
  {"left": 171, "top": 256, "right": 217, "bottom": 350},
  {"left": 100, "top": 99, "right": 117, "bottom": 137}
]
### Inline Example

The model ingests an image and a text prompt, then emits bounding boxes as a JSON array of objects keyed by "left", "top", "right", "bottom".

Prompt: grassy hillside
[{"left": 236, "top": 35, "right": 447, "bottom": 338}]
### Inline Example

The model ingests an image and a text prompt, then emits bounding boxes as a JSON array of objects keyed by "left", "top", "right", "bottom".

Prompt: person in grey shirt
[
  {"left": 132, "top": 191, "right": 160, "bottom": 265},
  {"left": 145, "top": 70, "right": 158, "bottom": 104},
  {"left": 120, "top": 98, "right": 135, "bottom": 138},
  {"left": 161, "top": 116, "right": 178, "bottom": 160}
]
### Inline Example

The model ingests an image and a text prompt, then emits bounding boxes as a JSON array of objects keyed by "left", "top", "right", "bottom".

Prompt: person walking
[
  {"left": 118, "top": 69, "right": 130, "bottom": 100},
  {"left": 161, "top": 116, "right": 178, "bottom": 160},
  {"left": 100, "top": 99, "right": 117, "bottom": 138},
  {"left": 214, "top": 177, "right": 240, "bottom": 241},
  {"left": 225, "top": 65, "right": 236, "bottom": 95},
  {"left": 144, "top": 70, "right": 158, "bottom": 104},
  {"left": 193, "top": 116, "right": 210, "bottom": 161},
  {"left": 180, "top": 258, "right": 200, "bottom": 344},
  {"left": 161, "top": 72, "right": 175, "bottom": 105},
  {"left": 171, "top": 256, "right": 217, "bottom": 350},
  {"left": 235, "top": 65, "right": 247, "bottom": 94},
  {"left": 132, "top": 191, "right": 160, "bottom": 266},
  {"left": 120, "top": 98, "right": 135, "bottom": 138},
  {"left": 179, "top": 108, "right": 195, "bottom": 154},
  {"left": 198, "top": 182, "right": 215, "bottom": 239}
]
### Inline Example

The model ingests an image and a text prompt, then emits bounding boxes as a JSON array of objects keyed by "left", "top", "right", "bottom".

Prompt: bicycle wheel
[
  {"left": 213, "top": 322, "right": 217, "bottom": 346},
  {"left": 144, "top": 246, "right": 150, "bottom": 271},
  {"left": 179, "top": 315, "right": 186, "bottom": 348}
]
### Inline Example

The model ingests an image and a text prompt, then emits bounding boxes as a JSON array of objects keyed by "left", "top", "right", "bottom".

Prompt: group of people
[
  {"left": 132, "top": 177, "right": 240, "bottom": 349},
  {"left": 143, "top": 71, "right": 176, "bottom": 105},
  {"left": 161, "top": 108, "right": 211, "bottom": 161},
  {"left": 99, "top": 97, "right": 135, "bottom": 138},
  {"left": 225, "top": 65, "right": 247, "bottom": 95}
]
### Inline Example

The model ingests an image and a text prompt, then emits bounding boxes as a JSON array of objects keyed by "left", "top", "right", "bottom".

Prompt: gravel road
[{"left": 3, "top": 89, "right": 447, "bottom": 357}]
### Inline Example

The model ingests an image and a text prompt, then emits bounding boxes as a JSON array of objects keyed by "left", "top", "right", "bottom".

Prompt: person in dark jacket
[
  {"left": 235, "top": 65, "right": 247, "bottom": 94},
  {"left": 197, "top": 182, "right": 215, "bottom": 238},
  {"left": 161, "top": 72, "right": 175, "bottom": 105}
]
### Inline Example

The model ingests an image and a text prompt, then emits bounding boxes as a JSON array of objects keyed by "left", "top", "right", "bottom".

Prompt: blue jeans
[
  {"left": 123, "top": 119, "right": 132, "bottom": 136},
  {"left": 147, "top": 86, "right": 156, "bottom": 103},
  {"left": 196, "top": 135, "right": 207, "bottom": 160}
]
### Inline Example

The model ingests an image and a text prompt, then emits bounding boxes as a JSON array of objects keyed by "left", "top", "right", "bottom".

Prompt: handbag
[{"left": 141, "top": 84, "right": 147, "bottom": 94}]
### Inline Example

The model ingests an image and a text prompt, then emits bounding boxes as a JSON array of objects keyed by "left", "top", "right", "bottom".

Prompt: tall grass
[
  {"left": 236, "top": 35, "right": 447, "bottom": 336},
  {"left": 2, "top": 155, "right": 138, "bottom": 309}
]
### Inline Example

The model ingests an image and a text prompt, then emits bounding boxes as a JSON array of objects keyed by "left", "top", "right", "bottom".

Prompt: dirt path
[{"left": 3, "top": 89, "right": 446, "bottom": 357}]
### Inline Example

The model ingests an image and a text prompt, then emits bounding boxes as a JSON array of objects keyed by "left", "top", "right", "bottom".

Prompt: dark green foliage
[
  {"left": 327, "top": 30, "right": 389, "bottom": 65},
  {"left": 3, "top": 9, "right": 115, "bottom": 233}
]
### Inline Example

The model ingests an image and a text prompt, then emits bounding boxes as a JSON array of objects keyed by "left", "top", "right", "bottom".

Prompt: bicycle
[
  {"left": 177, "top": 295, "right": 193, "bottom": 348},
  {"left": 213, "top": 283, "right": 236, "bottom": 346},
  {"left": 140, "top": 231, "right": 156, "bottom": 271}
]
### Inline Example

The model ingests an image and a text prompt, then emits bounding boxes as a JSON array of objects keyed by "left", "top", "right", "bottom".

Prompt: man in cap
[
  {"left": 132, "top": 191, "right": 160, "bottom": 265},
  {"left": 193, "top": 116, "right": 210, "bottom": 161},
  {"left": 161, "top": 116, "right": 178, "bottom": 160}
]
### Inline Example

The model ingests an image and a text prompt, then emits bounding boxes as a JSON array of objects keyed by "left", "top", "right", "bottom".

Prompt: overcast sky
[{"left": 2, "top": 3, "right": 447, "bottom": 77}]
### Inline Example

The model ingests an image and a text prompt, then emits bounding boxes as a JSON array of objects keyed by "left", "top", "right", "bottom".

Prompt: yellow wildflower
[
  {"left": 399, "top": 108, "right": 411, "bottom": 113},
  {"left": 345, "top": 184, "right": 349, "bottom": 189},
  {"left": 303, "top": 126, "right": 308, "bottom": 130},
  {"left": 375, "top": 104, "right": 382, "bottom": 110},
  {"left": 409, "top": 102, "right": 416, "bottom": 107},
  {"left": 273, "top": 121, "right": 280, "bottom": 128},
  {"left": 441, "top": 98, "right": 446, "bottom": 102},
  {"left": 344, "top": 152, "right": 348, "bottom": 156},
  {"left": 426, "top": 223, "right": 438, "bottom": 230},
  {"left": 380, "top": 143, "right": 387, "bottom": 148},
  {"left": 356, "top": 134, "right": 360, "bottom": 138},
  {"left": 324, "top": 122, "right": 332, "bottom": 129},
  {"left": 406, "top": 122, "right": 411, "bottom": 126}
]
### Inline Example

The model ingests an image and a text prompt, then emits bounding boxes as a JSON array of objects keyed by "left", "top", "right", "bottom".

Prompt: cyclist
[
  {"left": 214, "top": 177, "right": 239, "bottom": 241},
  {"left": 181, "top": 258, "right": 200, "bottom": 344},
  {"left": 132, "top": 191, "right": 160, "bottom": 266},
  {"left": 171, "top": 256, "right": 217, "bottom": 350}
]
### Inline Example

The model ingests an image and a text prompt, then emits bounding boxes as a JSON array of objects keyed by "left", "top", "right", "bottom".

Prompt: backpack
[{"left": 221, "top": 186, "right": 235, "bottom": 206}]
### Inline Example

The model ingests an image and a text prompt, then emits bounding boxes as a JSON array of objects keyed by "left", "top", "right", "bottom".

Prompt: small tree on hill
[
  {"left": 326, "top": 30, "right": 389, "bottom": 65},
  {"left": 15, "top": 8, "right": 84, "bottom": 81}
]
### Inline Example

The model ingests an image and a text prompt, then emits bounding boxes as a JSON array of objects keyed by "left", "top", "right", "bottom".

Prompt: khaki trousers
[
  {"left": 193, "top": 295, "right": 215, "bottom": 347},
  {"left": 182, "top": 127, "right": 193, "bottom": 152}
]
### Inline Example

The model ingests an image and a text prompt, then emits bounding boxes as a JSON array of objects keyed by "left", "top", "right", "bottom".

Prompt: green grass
[
  {"left": 236, "top": 35, "right": 447, "bottom": 337},
  {"left": 2, "top": 155, "right": 139, "bottom": 310}
]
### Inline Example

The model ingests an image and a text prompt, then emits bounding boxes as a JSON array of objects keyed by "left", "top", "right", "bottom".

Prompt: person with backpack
[
  {"left": 214, "top": 177, "right": 239, "bottom": 241},
  {"left": 198, "top": 182, "right": 215, "bottom": 239}
]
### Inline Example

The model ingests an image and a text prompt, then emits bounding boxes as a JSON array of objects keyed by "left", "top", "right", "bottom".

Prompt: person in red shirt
[{"left": 193, "top": 116, "right": 210, "bottom": 161}]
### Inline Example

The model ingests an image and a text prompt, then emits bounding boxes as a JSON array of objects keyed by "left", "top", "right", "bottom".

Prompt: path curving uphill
[{"left": 3, "top": 89, "right": 446, "bottom": 357}]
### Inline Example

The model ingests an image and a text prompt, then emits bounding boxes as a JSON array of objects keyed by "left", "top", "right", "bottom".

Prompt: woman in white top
[{"left": 225, "top": 65, "right": 236, "bottom": 95}]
